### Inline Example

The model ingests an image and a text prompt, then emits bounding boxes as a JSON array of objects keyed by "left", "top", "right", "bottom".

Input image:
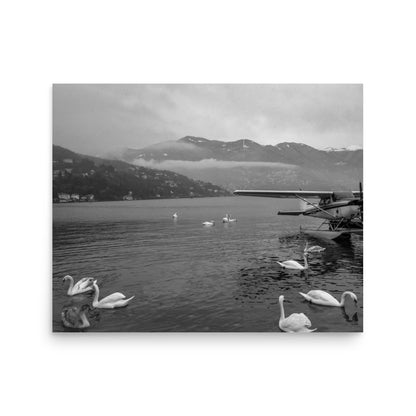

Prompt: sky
[{"left": 53, "top": 84, "right": 363, "bottom": 156}]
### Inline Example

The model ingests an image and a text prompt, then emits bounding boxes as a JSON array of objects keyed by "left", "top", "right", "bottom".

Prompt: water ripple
[{"left": 53, "top": 197, "right": 363, "bottom": 332}]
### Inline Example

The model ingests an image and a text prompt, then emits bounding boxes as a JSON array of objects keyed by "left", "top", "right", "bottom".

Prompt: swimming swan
[
  {"left": 172, "top": 212, "right": 178, "bottom": 219},
  {"left": 304, "top": 242, "right": 326, "bottom": 253},
  {"left": 63, "top": 275, "right": 94, "bottom": 296},
  {"left": 61, "top": 305, "right": 91, "bottom": 329},
  {"left": 278, "top": 295, "right": 316, "bottom": 333},
  {"left": 92, "top": 280, "right": 135, "bottom": 309},
  {"left": 203, "top": 221, "right": 215, "bottom": 226},
  {"left": 277, "top": 253, "right": 309, "bottom": 270},
  {"left": 222, "top": 214, "right": 237, "bottom": 223},
  {"left": 299, "top": 290, "right": 358, "bottom": 307}
]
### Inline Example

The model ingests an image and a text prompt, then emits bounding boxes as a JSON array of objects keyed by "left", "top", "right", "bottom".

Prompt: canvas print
[{"left": 53, "top": 84, "right": 363, "bottom": 332}]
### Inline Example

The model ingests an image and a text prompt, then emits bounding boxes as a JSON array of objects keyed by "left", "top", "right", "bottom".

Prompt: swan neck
[
  {"left": 340, "top": 292, "right": 351, "bottom": 307},
  {"left": 93, "top": 285, "right": 99, "bottom": 304},
  {"left": 279, "top": 298, "right": 285, "bottom": 321},
  {"left": 67, "top": 276, "right": 74, "bottom": 293},
  {"left": 303, "top": 254, "right": 308, "bottom": 268}
]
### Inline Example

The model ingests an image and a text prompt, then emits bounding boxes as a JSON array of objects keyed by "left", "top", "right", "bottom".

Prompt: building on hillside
[
  {"left": 70, "top": 193, "right": 80, "bottom": 202},
  {"left": 80, "top": 194, "right": 95, "bottom": 202},
  {"left": 63, "top": 158, "right": 73, "bottom": 164},
  {"left": 58, "top": 193, "right": 71, "bottom": 203}
]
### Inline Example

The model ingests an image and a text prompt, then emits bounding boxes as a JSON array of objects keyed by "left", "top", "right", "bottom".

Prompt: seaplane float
[{"left": 234, "top": 183, "right": 363, "bottom": 240}]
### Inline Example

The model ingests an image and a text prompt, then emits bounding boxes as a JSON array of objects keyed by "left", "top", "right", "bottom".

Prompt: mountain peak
[
  {"left": 178, "top": 136, "right": 209, "bottom": 144},
  {"left": 275, "top": 142, "right": 311, "bottom": 149},
  {"left": 229, "top": 139, "right": 261, "bottom": 148},
  {"left": 324, "top": 145, "right": 363, "bottom": 152}
]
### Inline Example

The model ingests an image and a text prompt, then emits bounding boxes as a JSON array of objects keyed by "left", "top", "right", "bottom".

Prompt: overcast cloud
[{"left": 53, "top": 84, "right": 362, "bottom": 156}]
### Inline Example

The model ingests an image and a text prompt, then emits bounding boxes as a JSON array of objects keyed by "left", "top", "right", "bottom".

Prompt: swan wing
[
  {"left": 280, "top": 315, "right": 308, "bottom": 332},
  {"left": 72, "top": 278, "right": 94, "bottom": 292},
  {"left": 299, "top": 292, "right": 313, "bottom": 302},
  {"left": 279, "top": 260, "right": 302, "bottom": 269},
  {"left": 114, "top": 296, "right": 135, "bottom": 307},
  {"left": 77, "top": 278, "right": 94, "bottom": 291},
  {"left": 61, "top": 307, "right": 83, "bottom": 328},
  {"left": 99, "top": 295, "right": 135, "bottom": 309},
  {"left": 307, "top": 290, "right": 339, "bottom": 305},
  {"left": 61, "top": 308, "right": 75, "bottom": 327},
  {"left": 296, "top": 313, "right": 312, "bottom": 327},
  {"left": 279, "top": 318, "right": 295, "bottom": 332},
  {"left": 100, "top": 292, "right": 126, "bottom": 304},
  {"left": 282, "top": 313, "right": 313, "bottom": 332}
]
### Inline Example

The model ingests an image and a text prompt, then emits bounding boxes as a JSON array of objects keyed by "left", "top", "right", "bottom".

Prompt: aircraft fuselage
[{"left": 303, "top": 200, "right": 361, "bottom": 220}]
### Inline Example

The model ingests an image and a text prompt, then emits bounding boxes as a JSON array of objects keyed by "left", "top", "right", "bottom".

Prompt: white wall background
[{"left": 1, "top": 1, "right": 415, "bottom": 415}]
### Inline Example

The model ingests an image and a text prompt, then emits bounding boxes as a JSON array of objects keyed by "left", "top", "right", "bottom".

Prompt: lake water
[{"left": 53, "top": 196, "right": 363, "bottom": 332}]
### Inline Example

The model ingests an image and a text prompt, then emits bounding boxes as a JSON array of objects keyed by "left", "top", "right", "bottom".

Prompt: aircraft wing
[{"left": 233, "top": 190, "right": 334, "bottom": 199}]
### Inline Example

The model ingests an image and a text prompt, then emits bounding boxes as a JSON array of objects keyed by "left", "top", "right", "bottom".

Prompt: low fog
[{"left": 133, "top": 158, "right": 298, "bottom": 170}]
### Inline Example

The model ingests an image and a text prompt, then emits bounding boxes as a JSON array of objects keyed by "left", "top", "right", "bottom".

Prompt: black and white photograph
[
  {"left": 53, "top": 84, "right": 363, "bottom": 332},
  {"left": 5, "top": 1, "right": 416, "bottom": 415}
]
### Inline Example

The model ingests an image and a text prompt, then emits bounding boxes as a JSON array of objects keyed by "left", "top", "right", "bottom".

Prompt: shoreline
[{"left": 52, "top": 194, "right": 235, "bottom": 204}]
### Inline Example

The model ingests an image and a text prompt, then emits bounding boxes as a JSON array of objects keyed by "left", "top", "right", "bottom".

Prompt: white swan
[
  {"left": 299, "top": 290, "right": 358, "bottom": 307},
  {"left": 63, "top": 275, "right": 94, "bottom": 296},
  {"left": 203, "top": 221, "right": 215, "bottom": 226},
  {"left": 92, "top": 280, "right": 135, "bottom": 309},
  {"left": 222, "top": 214, "right": 237, "bottom": 223},
  {"left": 277, "top": 252, "right": 309, "bottom": 270},
  {"left": 172, "top": 212, "right": 178, "bottom": 219},
  {"left": 304, "top": 242, "right": 326, "bottom": 253},
  {"left": 61, "top": 305, "right": 91, "bottom": 329},
  {"left": 278, "top": 295, "right": 316, "bottom": 333}
]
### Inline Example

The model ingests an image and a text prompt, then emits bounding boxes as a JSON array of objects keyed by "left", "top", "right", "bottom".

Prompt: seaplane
[{"left": 234, "top": 183, "right": 363, "bottom": 240}]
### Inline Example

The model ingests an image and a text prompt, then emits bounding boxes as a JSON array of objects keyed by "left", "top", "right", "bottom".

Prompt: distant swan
[
  {"left": 299, "top": 290, "right": 358, "bottom": 307},
  {"left": 172, "top": 212, "right": 178, "bottom": 219},
  {"left": 278, "top": 295, "right": 316, "bottom": 333},
  {"left": 304, "top": 242, "right": 326, "bottom": 253},
  {"left": 203, "top": 221, "right": 215, "bottom": 226},
  {"left": 92, "top": 280, "right": 135, "bottom": 309},
  {"left": 277, "top": 253, "right": 309, "bottom": 270},
  {"left": 63, "top": 275, "right": 94, "bottom": 296},
  {"left": 222, "top": 214, "right": 237, "bottom": 223},
  {"left": 61, "top": 305, "right": 91, "bottom": 329}
]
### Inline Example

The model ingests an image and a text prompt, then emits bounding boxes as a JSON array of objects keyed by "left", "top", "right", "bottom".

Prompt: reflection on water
[{"left": 53, "top": 197, "right": 363, "bottom": 332}]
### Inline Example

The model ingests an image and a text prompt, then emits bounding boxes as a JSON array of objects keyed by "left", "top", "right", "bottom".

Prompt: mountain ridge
[
  {"left": 119, "top": 136, "right": 362, "bottom": 191},
  {"left": 122, "top": 136, "right": 362, "bottom": 168},
  {"left": 52, "top": 145, "right": 230, "bottom": 201}
]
